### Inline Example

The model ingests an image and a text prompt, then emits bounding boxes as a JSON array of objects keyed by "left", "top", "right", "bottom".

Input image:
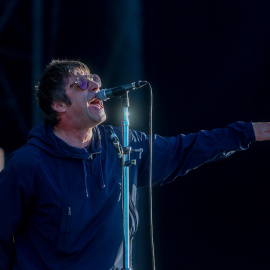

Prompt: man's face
[{"left": 63, "top": 69, "right": 106, "bottom": 129}]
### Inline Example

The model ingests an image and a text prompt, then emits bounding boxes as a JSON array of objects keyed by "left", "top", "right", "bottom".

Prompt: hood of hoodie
[{"left": 27, "top": 122, "right": 102, "bottom": 160}]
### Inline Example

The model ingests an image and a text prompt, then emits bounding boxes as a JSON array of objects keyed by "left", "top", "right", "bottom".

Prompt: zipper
[
  {"left": 83, "top": 148, "right": 101, "bottom": 160},
  {"left": 83, "top": 151, "right": 105, "bottom": 192},
  {"left": 89, "top": 151, "right": 101, "bottom": 160},
  {"left": 61, "top": 206, "right": 71, "bottom": 249}
]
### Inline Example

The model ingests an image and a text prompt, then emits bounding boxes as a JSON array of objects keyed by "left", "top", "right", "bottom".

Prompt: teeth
[
  {"left": 89, "top": 98, "right": 102, "bottom": 106},
  {"left": 89, "top": 98, "right": 97, "bottom": 104}
]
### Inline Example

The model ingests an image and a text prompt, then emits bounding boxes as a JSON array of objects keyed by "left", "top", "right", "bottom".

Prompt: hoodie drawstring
[{"left": 83, "top": 160, "right": 89, "bottom": 198}]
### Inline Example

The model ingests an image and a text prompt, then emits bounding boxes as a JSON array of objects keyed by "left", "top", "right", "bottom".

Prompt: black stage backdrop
[{"left": 1, "top": 0, "right": 270, "bottom": 269}]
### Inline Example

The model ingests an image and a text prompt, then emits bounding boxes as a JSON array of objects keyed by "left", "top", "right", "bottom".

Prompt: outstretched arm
[{"left": 252, "top": 122, "right": 270, "bottom": 141}]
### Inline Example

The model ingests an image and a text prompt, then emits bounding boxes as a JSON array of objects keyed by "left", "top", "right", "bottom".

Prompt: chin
[{"left": 93, "top": 114, "right": 106, "bottom": 126}]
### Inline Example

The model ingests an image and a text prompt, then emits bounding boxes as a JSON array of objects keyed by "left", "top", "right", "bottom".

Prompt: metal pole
[{"left": 121, "top": 93, "right": 131, "bottom": 270}]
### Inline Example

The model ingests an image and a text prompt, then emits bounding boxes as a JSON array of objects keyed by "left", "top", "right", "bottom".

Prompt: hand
[{"left": 252, "top": 122, "right": 270, "bottom": 141}]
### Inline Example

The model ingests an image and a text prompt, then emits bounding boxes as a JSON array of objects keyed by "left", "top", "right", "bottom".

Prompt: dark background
[{"left": 1, "top": 0, "right": 270, "bottom": 269}]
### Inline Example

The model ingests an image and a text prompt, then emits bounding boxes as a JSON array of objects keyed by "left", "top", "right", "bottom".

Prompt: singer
[{"left": 0, "top": 59, "right": 269, "bottom": 270}]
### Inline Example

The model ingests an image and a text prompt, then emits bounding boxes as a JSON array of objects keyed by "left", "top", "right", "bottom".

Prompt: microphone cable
[{"left": 146, "top": 82, "right": 156, "bottom": 270}]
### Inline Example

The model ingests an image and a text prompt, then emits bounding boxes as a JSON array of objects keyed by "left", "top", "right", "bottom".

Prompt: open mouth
[{"left": 88, "top": 98, "right": 104, "bottom": 109}]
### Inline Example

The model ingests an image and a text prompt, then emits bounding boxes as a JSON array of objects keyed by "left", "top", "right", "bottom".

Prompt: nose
[{"left": 88, "top": 80, "right": 100, "bottom": 92}]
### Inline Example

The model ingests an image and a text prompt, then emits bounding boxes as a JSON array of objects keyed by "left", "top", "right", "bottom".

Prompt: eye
[{"left": 77, "top": 77, "right": 89, "bottom": 90}]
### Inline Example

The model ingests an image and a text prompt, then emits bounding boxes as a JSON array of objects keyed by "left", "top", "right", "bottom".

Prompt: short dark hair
[{"left": 35, "top": 59, "right": 90, "bottom": 126}]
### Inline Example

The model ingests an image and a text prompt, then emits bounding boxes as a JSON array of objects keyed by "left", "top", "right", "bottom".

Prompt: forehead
[{"left": 70, "top": 68, "right": 90, "bottom": 77}]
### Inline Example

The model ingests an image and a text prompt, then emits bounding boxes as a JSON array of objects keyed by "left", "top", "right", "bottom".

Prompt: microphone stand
[
  {"left": 121, "top": 92, "right": 131, "bottom": 270},
  {"left": 121, "top": 92, "right": 142, "bottom": 270}
]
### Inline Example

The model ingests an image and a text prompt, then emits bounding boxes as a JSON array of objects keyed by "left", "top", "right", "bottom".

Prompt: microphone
[{"left": 95, "top": 81, "right": 147, "bottom": 101}]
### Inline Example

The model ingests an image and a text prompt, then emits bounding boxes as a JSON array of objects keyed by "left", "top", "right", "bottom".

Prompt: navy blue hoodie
[{"left": 0, "top": 121, "right": 255, "bottom": 269}]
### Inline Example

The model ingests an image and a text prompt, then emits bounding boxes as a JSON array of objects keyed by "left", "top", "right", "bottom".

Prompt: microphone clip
[
  {"left": 109, "top": 130, "right": 123, "bottom": 161},
  {"left": 109, "top": 129, "right": 143, "bottom": 167}
]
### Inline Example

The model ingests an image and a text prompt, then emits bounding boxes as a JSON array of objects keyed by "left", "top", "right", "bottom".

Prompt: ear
[{"left": 51, "top": 101, "right": 68, "bottom": 113}]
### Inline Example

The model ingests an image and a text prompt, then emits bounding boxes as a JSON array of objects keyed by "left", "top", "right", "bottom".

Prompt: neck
[{"left": 53, "top": 124, "right": 93, "bottom": 149}]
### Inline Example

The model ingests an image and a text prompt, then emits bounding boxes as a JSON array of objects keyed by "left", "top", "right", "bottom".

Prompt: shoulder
[{"left": 6, "top": 143, "right": 42, "bottom": 172}]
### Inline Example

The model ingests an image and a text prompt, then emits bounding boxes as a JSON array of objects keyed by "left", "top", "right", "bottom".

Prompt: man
[{"left": 0, "top": 59, "right": 269, "bottom": 270}]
